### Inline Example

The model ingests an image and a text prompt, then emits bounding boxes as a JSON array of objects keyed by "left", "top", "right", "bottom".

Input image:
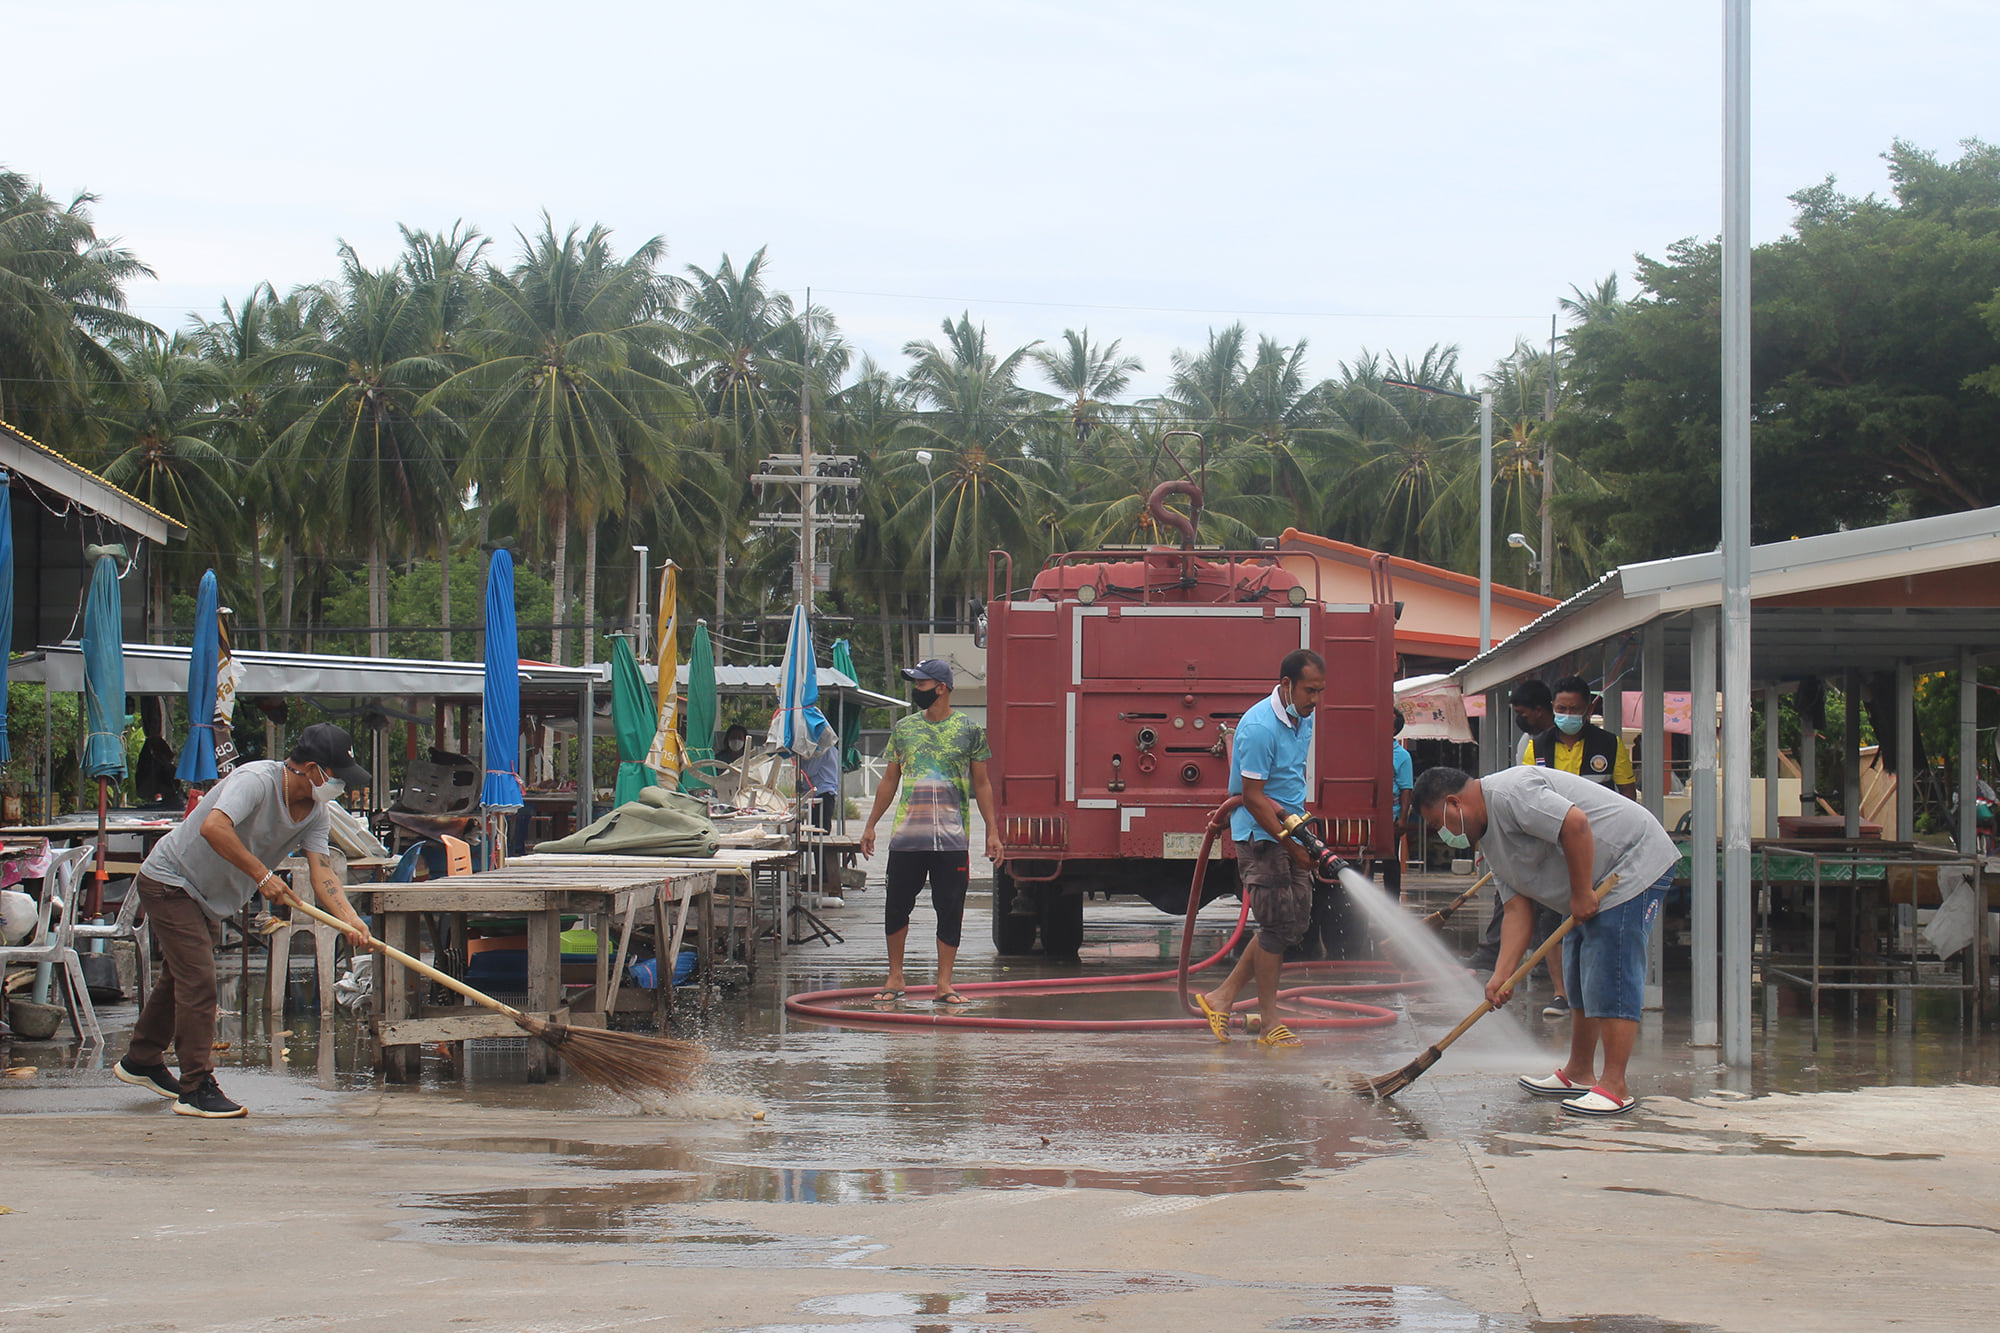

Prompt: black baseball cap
[
  {"left": 290, "top": 723, "right": 372, "bottom": 787},
  {"left": 900, "top": 658, "right": 954, "bottom": 689}
]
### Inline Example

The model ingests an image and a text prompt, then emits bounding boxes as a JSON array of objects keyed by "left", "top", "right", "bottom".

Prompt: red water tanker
[{"left": 983, "top": 473, "right": 1398, "bottom": 955}]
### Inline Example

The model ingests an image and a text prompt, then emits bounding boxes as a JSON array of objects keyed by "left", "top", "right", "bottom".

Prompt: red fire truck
[{"left": 982, "top": 476, "right": 1399, "bottom": 955}]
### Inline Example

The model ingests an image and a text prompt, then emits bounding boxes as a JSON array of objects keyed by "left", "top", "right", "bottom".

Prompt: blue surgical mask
[
  {"left": 1438, "top": 800, "right": 1471, "bottom": 850},
  {"left": 1554, "top": 712, "right": 1585, "bottom": 736}
]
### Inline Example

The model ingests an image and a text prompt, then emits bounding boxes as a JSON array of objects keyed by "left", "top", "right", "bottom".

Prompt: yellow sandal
[
  {"left": 1256, "top": 1023, "right": 1303, "bottom": 1048},
  {"left": 1195, "top": 993, "right": 1231, "bottom": 1042}
]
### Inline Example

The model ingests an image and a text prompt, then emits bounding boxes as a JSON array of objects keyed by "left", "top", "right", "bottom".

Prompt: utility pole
[
  {"left": 750, "top": 288, "right": 861, "bottom": 621},
  {"left": 1540, "top": 312, "right": 1556, "bottom": 598}
]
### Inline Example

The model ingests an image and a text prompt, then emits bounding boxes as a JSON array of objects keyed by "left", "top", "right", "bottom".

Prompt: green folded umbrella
[
  {"left": 611, "top": 634, "right": 657, "bottom": 807},
  {"left": 830, "top": 637, "right": 864, "bottom": 772},
  {"left": 680, "top": 622, "right": 717, "bottom": 794}
]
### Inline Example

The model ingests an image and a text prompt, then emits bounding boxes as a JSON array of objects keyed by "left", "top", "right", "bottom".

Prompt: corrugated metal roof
[{"left": 0, "top": 418, "right": 185, "bottom": 542}]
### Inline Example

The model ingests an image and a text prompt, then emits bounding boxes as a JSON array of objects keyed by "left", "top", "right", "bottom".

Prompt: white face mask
[{"left": 298, "top": 765, "right": 344, "bottom": 804}]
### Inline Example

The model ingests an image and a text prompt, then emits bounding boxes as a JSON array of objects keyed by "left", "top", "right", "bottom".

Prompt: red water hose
[{"left": 783, "top": 798, "right": 1429, "bottom": 1032}]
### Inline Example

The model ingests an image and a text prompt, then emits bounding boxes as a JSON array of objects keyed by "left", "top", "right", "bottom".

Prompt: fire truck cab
[{"left": 983, "top": 488, "right": 1398, "bottom": 956}]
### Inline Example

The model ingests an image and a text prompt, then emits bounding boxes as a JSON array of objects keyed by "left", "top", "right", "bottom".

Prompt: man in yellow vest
[{"left": 1528, "top": 675, "right": 1638, "bottom": 800}]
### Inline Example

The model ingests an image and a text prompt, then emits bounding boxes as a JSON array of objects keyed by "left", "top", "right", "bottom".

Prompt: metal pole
[
  {"left": 800, "top": 289, "right": 816, "bottom": 614},
  {"left": 1642, "top": 619, "right": 1667, "bottom": 1011},
  {"left": 1895, "top": 661, "right": 1914, "bottom": 843},
  {"left": 1478, "top": 392, "right": 1493, "bottom": 652},
  {"left": 927, "top": 469, "right": 938, "bottom": 659},
  {"left": 1763, "top": 686, "right": 1780, "bottom": 839},
  {"left": 1540, "top": 315, "right": 1556, "bottom": 599},
  {"left": 578, "top": 679, "right": 595, "bottom": 831},
  {"left": 1843, "top": 667, "right": 1862, "bottom": 838},
  {"left": 1959, "top": 648, "right": 1977, "bottom": 856},
  {"left": 1719, "top": 0, "right": 1756, "bottom": 1067},
  {"left": 1691, "top": 607, "right": 1719, "bottom": 1047}
]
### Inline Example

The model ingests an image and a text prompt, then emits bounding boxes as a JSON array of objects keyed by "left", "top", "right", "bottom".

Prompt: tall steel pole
[
  {"left": 1540, "top": 314, "right": 1556, "bottom": 598},
  {"left": 1720, "top": 0, "right": 1755, "bottom": 1066},
  {"left": 1479, "top": 391, "right": 1494, "bottom": 652},
  {"left": 918, "top": 451, "right": 937, "bottom": 658}
]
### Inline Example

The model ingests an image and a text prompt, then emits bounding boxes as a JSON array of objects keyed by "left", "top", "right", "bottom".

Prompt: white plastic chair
[
  {"left": 71, "top": 851, "right": 152, "bottom": 1004},
  {"left": 0, "top": 844, "right": 103, "bottom": 1043}
]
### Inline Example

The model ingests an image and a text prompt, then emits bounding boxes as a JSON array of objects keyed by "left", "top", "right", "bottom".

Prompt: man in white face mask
[{"left": 115, "top": 723, "right": 373, "bottom": 1119}]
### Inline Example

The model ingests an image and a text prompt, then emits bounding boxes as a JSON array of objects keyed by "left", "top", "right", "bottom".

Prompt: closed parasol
[
  {"left": 610, "top": 633, "right": 657, "bottom": 806},
  {"left": 176, "top": 569, "right": 220, "bottom": 783},
  {"left": 679, "top": 620, "right": 716, "bottom": 795}
]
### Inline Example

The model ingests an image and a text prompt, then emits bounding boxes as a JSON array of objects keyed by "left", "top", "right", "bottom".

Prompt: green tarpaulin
[
  {"left": 534, "top": 784, "right": 721, "bottom": 858},
  {"left": 611, "top": 635, "right": 657, "bottom": 807}
]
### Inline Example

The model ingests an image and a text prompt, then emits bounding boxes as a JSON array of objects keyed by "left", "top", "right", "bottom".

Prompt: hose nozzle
[{"left": 1279, "top": 813, "right": 1355, "bottom": 882}]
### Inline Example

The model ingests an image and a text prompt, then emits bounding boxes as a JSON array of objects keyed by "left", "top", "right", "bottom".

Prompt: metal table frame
[{"left": 1751, "top": 839, "right": 1988, "bottom": 1048}]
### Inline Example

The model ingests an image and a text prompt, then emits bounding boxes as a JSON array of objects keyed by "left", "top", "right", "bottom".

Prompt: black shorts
[{"left": 883, "top": 849, "right": 970, "bottom": 948}]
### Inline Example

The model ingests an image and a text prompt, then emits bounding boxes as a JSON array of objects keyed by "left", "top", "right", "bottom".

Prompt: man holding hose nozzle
[
  {"left": 1412, "top": 763, "right": 1677, "bottom": 1116},
  {"left": 1195, "top": 649, "right": 1326, "bottom": 1049}
]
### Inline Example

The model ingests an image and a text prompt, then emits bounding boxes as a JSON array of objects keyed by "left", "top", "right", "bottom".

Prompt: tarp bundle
[{"left": 533, "top": 784, "right": 720, "bottom": 858}]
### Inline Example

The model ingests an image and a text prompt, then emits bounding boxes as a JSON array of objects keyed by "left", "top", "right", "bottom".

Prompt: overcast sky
[{"left": 12, "top": 1, "right": 1994, "bottom": 397}]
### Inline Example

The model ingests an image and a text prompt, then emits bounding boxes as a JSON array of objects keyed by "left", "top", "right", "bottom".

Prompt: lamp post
[
  {"left": 632, "top": 544, "right": 650, "bottom": 660},
  {"left": 1506, "top": 531, "right": 1539, "bottom": 578},
  {"left": 916, "top": 450, "right": 937, "bottom": 658},
  {"left": 1386, "top": 378, "right": 1495, "bottom": 650}
]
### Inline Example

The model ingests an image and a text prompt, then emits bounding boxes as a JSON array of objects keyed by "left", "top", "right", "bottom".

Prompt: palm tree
[
  {"left": 0, "top": 168, "right": 156, "bottom": 456},
  {"left": 264, "top": 247, "right": 465, "bottom": 656},
  {"left": 1157, "top": 323, "right": 1250, "bottom": 434},
  {"left": 429, "top": 218, "right": 688, "bottom": 666},
  {"left": 97, "top": 333, "right": 239, "bottom": 638},
  {"left": 677, "top": 248, "right": 807, "bottom": 621},
  {"left": 190, "top": 283, "right": 308, "bottom": 647},
  {"left": 1032, "top": 327, "right": 1141, "bottom": 445},
  {"left": 893, "top": 315, "right": 1056, "bottom": 627}
]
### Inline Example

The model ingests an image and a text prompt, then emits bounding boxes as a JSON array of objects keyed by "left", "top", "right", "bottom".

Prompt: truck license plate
[{"left": 1162, "top": 833, "right": 1203, "bottom": 860}]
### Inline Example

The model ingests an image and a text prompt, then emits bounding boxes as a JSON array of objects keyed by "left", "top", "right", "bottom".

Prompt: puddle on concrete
[{"left": 716, "top": 1276, "right": 1722, "bottom": 1333}]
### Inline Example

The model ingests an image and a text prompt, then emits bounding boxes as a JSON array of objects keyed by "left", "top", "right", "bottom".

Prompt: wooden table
[
  {"left": 513, "top": 850, "right": 796, "bottom": 978},
  {"left": 346, "top": 863, "right": 713, "bottom": 1082}
]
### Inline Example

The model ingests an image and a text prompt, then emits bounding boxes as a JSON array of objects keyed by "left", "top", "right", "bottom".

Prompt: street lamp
[
  {"left": 1385, "top": 378, "right": 1494, "bottom": 651},
  {"left": 1506, "top": 531, "right": 1539, "bottom": 576},
  {"left": 916, "top": 450, "right": 937, "bottom": 658},
  {"left": 631, "top": 545, "right": 650, "bottom": 658}
]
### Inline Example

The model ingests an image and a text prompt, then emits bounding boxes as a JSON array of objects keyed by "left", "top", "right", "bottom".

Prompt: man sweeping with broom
[{"left": 1410, "top": 763, "right": 1677, "bottom": 1117}]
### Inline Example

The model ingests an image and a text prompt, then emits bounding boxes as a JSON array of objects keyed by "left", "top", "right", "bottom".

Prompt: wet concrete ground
[{"left": 3, "top": 876, "right": 1998, "bottom": 1330}]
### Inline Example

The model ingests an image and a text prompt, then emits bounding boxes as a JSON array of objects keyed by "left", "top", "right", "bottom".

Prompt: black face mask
[
  {"left": 1514, "top": 712, "right": 1539, "bottom": 735},
  {"left": 912, "top": 686, "right": 940, "bottom": 710}
]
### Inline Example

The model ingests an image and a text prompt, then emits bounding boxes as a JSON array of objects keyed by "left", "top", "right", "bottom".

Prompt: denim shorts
[{"left": 1560, "top": 871, "right": 1671, "bottom": 1022}]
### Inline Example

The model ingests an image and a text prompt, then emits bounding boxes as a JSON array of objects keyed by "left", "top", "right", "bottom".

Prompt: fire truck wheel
[
  {"left": 991, "top": 869, "right": 1040, "bottom": 955},
  {"left": 1038, "top": 888, "right": 1085, "bottom": 958}
]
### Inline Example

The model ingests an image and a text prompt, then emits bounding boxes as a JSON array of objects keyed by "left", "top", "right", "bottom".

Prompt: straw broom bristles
[
  {"left": 515, "top": 1013, "right": 706, "bottom": 1097},
  {"left": 1351, "top": 872, "right": 1619, "bottom": 1100},
  {"left": 289, "top": 899, "right": 705, "bottom": 1097}
]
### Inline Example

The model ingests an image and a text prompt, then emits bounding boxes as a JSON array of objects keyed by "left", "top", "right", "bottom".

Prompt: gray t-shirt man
[
  {"left": 144, "top": 760, "right": 332, "bottom": 919},
  {"left": 1478, "top": 766, "right": 1677, "bottom": 913}
]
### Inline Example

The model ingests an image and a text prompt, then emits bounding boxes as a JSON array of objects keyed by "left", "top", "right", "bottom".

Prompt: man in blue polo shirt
[{"left": 1195, "top": 648, "right": 1325, "bottom": 1048}]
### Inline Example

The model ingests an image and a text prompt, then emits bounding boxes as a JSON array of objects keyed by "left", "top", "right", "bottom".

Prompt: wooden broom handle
[
  {"left": 287, "top": 896, "right": 524, "bottom": 1020},
  {"left": 1429, "top": 872, "right": 1621, "bottom": 1053},
  {"left": 1432, "top": 871, "right": 1494, "bottom": 917}
]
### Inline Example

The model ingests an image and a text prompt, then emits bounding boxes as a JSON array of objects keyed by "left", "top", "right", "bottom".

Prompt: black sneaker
[
  {"left": 114, "top": 1057, "right": 183, "bottom": 1100},
  {"left": 173, "top": 1074, "right": 248, "bottom": 1119}
]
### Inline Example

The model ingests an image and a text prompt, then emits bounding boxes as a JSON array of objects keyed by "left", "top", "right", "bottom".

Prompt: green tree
[
  {"left": 0, "top": 168, "right": 155, "bottom": 456},
  {"left": 431, "top": 219, "right": 688, "bottom": 666}
]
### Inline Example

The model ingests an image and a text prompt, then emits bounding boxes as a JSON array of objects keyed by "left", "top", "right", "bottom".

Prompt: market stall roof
[
  {"left": 1, "top": 419, "right": 183, "bottom": 544},
  {"left": 656, "top": 662, "right": 905, "bottom": 711},
  {"left": 12, "top": 642, "right": 601, "bottom": 699},
  {"left": 1452, "top": 503, "right": 2000, "bottom": 695}
]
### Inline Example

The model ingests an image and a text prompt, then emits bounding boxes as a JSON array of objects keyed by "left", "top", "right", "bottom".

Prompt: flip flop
[
  {"left": 869, "top": 989, "right": 905, "bottom": 1004},
  {"left": 933, "top": 989, "right": 970, "bottom": 1006},
  {"left": 1560, "top": 1086, "right": 1638, "bottom": 1117},
  {"left": 1195, "top": 993, "right": 1231, "bottom": 1042},
  {"left": 1256, "top": 1023, "right": 1303, "bottom": 1049}
]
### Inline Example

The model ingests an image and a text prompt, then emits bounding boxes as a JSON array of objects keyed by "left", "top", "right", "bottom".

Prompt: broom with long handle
[
  {"left": 286, "top": 898, "right": 704, "bottom": 1097},
  {"left": 1420, "top": 871, "right": 1493, "bottom": 930},
  {"left": 1351, "top": 871, "right": 1618, "bottom": 1100}
]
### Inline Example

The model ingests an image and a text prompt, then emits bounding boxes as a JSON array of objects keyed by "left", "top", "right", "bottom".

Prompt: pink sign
[{"left": 1621, "top": 692, "right": 1693, "bottom": 735}]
